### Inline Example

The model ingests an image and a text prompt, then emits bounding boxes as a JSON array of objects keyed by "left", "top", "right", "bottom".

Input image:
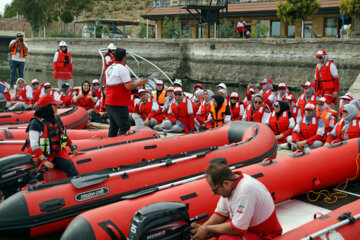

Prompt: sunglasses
[
  {"left": 174, "top": 93, "right": 182, "bottom": 96},
  {"left": 45, "top": 87, "right": 51, "bottom": 89},
  {"left": 274, "top": 104, "right": 280, "bottom": 108},
  {"left": 303, "top": 86, "right": 309, "bottom": 89},
  {"left": 343, "top": 110, "right": 348, "bottom": 113},
  {"left": 32, "top": 83, "right": 39, "bottom": 86},
  {"left": 278, "top": 87, "right": 286, "bottom": 90},
  {"left": 93, "top": 83, "right": 99, "bottom": 86},
  {"left": 254, "top": 101, "right": 262, "bottom": 104},
  {"left": 230, "top": 98, "right": 238, "bottom": 100},
  {"left": 316, "top": 56, "right": 323, "bottom": 59},
  {"left": 317, "top": 102, "right": 324, "bottom": 105}
]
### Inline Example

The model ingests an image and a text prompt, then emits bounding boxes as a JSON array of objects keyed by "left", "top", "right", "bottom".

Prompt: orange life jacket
[
  {"left": 54, "top": 50, "right": 73, "bottom": 79},
  {"left": 153, "top": 89, "right": 167, "bottom": 106},
  {"left": 315, "top": 60, "right": 335, "bottom": 90},
  {"left": 299, "top": 117, "right": 319, "bottom": 139},
  {"left": 210, "top": 102, "right": 227, "bottom": 128},
  {"left": 10, "top": 42, "right": 27, "bottom": 58},
  {"left": 269, "top": 110, "right": 291, "bottom": 135},
  {"left": 335, "top": 119, "right": 360, "bottom": 141},
  {"left": 245, "top": 103, "right": 265, "bottom": 122},
  {"left": 316, "top": 108, "right": 337, "bottom": 132}
]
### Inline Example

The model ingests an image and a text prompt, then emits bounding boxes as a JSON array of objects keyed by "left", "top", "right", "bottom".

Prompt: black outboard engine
[
  {"left": 128, "top": 202, "right": 191, "bottom": 240},
  {"left": 0, "top": 93, "right": 7, "bottom": 112},
  {"left": 0, "top": 154, "right": 37, "bottom": 198}
]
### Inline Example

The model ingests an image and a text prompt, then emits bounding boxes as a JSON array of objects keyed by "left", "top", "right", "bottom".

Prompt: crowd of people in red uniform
[{"left": 1, "top": 48, "right": 358, "bottom": 152}]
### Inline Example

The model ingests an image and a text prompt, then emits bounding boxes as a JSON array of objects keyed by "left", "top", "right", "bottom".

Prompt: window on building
[
  {"left": 271, "top": 21, "right": 280, "bottom": 36},
  {"left": 304, "top": 21, "right": 313, "bottom": 38},
  {"left": 325, "top": 18, "right": 338, "bottom": 36},
  {"left": 182, "top": 22, "right": 190, "bottom": 37},
  {"left": 288, "top": 25, "right": 295, "bottom": 38}
]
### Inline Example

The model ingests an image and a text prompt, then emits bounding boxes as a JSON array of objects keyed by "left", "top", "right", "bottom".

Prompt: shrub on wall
[{"left": 162, "top": 17, "right": 181, "bottom": 39}]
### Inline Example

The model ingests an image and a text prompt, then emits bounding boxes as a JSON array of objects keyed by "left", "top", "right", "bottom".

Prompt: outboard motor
[
  {"left": 128, "top": 202, "right": 209, "bottom": 240},
  {"left": 0, "top": 93, "right": 7, "bottom": 112},
  {"left": 0, "top": 154, "right": 37, "bottom": 198}
]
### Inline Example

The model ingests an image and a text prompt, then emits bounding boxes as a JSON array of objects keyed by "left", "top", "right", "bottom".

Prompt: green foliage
[
  {"left": 145, "top": 0, "right": 151, "bottom": 6},
  {"left": 162, "top": 17, "right": 181, "bottom": 39},
  {"left": 3, "top": 3, "right": 17, "bottom": 18},
  {"left": 277, "top": 0, "right": 320, "bottom": 25},
  {"left": 216, "top": 19, "right": 237, "bottom": 38},
  {"left": 250, "top": 21, "right": 270, "bottom": 38},
  {"left": 125, "top": 5, "right": 132, "bottom": 10},
  {"left": 60, "top": 10, "right": 74, "bottom": 24},
  {"left": 340, "top": 0, "right": 360, "bottom": 18},
  {"left": 137, "top": 23, "right": 147, "bottom": 38}
]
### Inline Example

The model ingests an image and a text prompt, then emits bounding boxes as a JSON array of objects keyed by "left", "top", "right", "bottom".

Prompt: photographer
[{"left": 9, "top": 33, "right": 28, "bottom": 89}]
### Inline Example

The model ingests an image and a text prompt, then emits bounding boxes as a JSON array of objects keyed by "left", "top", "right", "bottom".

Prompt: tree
[
  {"left": 3, "top": 3, "right": 17, "bottom": 18},
  {"left": 137, "top": 23, "right": 146, "bottom": 38},
  {"left": 277, "top": 0, "right": 320, "bottom": 25},
  {"left": 216, "top": 19, "right": 237, "bottom": 38},
  {"left": 340, "top": 0, "right": 360, "bottom": 37},
  {"left": 60, "top": 10, "right": 74, "bottom": 24},
  {"left": 162, "top": 17, "right": 181, "bottom": 39}
]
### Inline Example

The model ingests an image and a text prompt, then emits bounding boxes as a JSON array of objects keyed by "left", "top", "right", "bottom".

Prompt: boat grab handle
[{"left": 289, "top": 149, "right": 309, "bottom": 158}]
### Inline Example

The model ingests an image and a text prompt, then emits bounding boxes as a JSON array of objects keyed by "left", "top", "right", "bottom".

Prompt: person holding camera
[
  {"left": 53, "top": 41, "right": 73, "bottom": 89},
  {"left": 9, "top": 33, "right": 28, "bottom": 89}
]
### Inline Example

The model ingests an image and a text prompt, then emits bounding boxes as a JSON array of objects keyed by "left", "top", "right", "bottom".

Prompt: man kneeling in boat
[{"left": 191, "top": 162, "right": 282, "bottom": 240}]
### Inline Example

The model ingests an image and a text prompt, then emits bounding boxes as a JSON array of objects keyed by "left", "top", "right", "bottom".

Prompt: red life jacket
[
  {"left": 297, "top": 93, "right": 316, "bottom": 117},
  {"left": 195, "top": 101, "right": 211, "bottom": 124},
  {"left": 54, "top": 50, "right": 73, "bottom": 79},
  {"left": 103, "top": 52, "right": 114, "bottom": 84},
  {"left": 95, "top": 97, "right": 107, "bottom": 114},
  {"left": 93, "top": 86, "right": 103, "bottom": 99},
  {"left": 169, "top": 97, "right": 190, "bottom": 126},
  {"left": 299, "top": 117, "right": 319, "bottom": 139},
  {"left": 245, "top": 103, "right": 265, "bottom": 122},
  {"left": 32, "top": 84, "right": 44, "bottom": 104},
  {"left": 335, "top": 119, "right": 360, "bottom": 141},
  {"left": 129, "top": 94, "right": 137, "bottom": 113},
  {"left": 290, "top": 106, "right": 299, "bottom": 120},
  {"left": 192, "top": 101, "right": 201, "bottom": 115},
  {"left": 76, "top": 90, "right": 95, "bottom": 111},
  {"left": 0, "top": 81, "right": 11, "bottom": 101},
  {"left": 315, "top": 60, "right": 335, "bottom": 90},
  {"left": 14, "top": 84, "right": 31, "bottom": 104},
  {"left": 262, "top": 89, "right": 274, "bottom": 111},
  {"left": 61, "top": 87, "right": 79, "bottom": 106},
  {"left": 269, "top": 111, "right": 290, "bottom": 135},
  {"left": 138, "top": 97, "right": 163, "bottom": 122},
  {"left": 230, "top": 101, "right": 243, "bottom": 120},
  {"left": 10, "top": 42, "right": 27, "bottom": 58},
  {"left": 276, "top": 92, "right": 296, "bottom": 102}
]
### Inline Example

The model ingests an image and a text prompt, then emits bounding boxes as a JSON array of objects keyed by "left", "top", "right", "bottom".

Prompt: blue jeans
[{"left": 10, "top": 60, "right": 25, "bottom": 87}]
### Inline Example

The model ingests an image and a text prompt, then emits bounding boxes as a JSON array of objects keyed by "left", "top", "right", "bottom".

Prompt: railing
[{"left": 154, "top": 0, "right": 278, "bottom": 7}]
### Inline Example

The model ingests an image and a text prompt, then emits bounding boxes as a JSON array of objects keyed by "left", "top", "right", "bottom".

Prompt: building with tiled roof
[{"left": 143, "top": 0, "right": 357, "bottom": 39}]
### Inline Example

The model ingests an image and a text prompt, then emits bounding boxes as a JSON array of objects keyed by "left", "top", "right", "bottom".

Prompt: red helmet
[
  {"left": 259, "top": 78, "right": 272, "bottom": 85},
  {"left": 315, "top": 49, "right": 327, "bottom": 57},
  {"left": 193, "top": 83, "right": 204, "bottom": 90}
]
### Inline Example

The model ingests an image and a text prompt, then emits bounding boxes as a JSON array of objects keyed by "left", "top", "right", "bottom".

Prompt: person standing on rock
[
  {"left": 105, "top": 48, "right": 148, "bottom": 137},
  {"left": 314, "top": 49, "right": 339, "bottom": 105},
  {"left": 9, "top": 33, "right": 28, "bottom": 89},
  {"left": 53, "top": 41, "right": 73, "bottom": 89}
]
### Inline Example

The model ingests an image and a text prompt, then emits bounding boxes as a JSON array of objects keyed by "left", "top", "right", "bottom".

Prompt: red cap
[
  {"left": 301, "top": 81, "right": 314, "bottom": 88},
  {"left": 31, "top": 79, "right": 39, "bottom": 84},
  {"left": 249, "top": 88, "right": 255, "bottom": 93},
  {"left": 278, "top": 83, "right": 287, "bottom": 88},
  {"left": 44, "top": 82, "right": 51, "bottom": 87},
  {"left": 174, "top": 87, "right": 183, "bottom": 93},
  {"left": 305, "top": 103, "right": 315, "bottom": 110},
  {"left": 230, "top": 92, "right": 239, "bottom": 98},
  {"left": 38, "top": 95, "right": 63, "bottom": 107},
  {"left": 167, "top": 87, "right": 174, "bottom": 92},
  {"left": 92, "top": 79, "right": 100, "bottom": 84},
  {"left": 260, "top": 78, "right": 272, "bottom": 85},
  {"left": 315, "top": 49, "right": 327, "bottom": 57},
  {"left": 138, "top": 89, "right": 146, "bottom": 95},
  {"left": 339, "top": 94, "right": 354, "bottom": 100},
  {"left": 193, "top": 83, "right": 204, "bottom": 90},
  {"left": 317, "top": 97, "right": 326, "bottom": 103}
]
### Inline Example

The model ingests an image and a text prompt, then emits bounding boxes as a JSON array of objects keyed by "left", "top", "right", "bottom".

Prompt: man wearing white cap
[
  {"left": 9, "top": 78, "right": 33, "bottom": 111},
  {"left": 152, "top": 79, "right": 167, "bottom": 108},
  {"left": 40, "top": 82, "right": 61, "bottom": 101},
  {"left": 53, "top": 41, "right": 73, "bottom": 89},
  {"left": 132, "top": 89, "right": 164, "bottom": 127},
  {"left": 338, "top": 93, "right": 354, "bottom": 119},
  {"left": 296, "top": 81, "right": 318, "bottom": 117},
  {"left": 291, "top": 103, "right": 325, "bottom": 151},
  {"left": 314, "top": 49, "right": 339, "bottom": 105},
  {"left": 103, "top": 43, "right": 116, "bottom": 84},
  {"left": 316, "top": 97, "right": 337, "bottom": 135}
]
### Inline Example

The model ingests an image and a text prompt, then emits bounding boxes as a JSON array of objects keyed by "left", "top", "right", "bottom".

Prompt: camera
[{"left": 19, "top": 38, "right": 23, "bottom": 42}]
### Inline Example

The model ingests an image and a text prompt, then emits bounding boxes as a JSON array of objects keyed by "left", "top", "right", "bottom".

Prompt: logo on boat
[{"left": 75, "top": 187, "right": 110, "bottom": 202}]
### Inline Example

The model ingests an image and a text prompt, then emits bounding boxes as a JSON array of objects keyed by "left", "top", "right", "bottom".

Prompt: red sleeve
[
  {"left": 334, "top": 78, "right": 340, "bottom": 92},
  {"left": 292, "top": 131, "right": 302, "bottom": 142},
  {"left": 195, "top": 115, "right": 206, "bottom": 124},
  {"left": 245, "top": 91, "right": 252, "bottom": 101},
  {"left": 31, "top": 148, "right": 43, "bottom": 157},
  {"left": 326, "top": 134, "right": 336, "bottom": 144},
  {"left": 205, "top": 120, "right": 213, "bottom": 129},
  {"left": 280, "top": 128, "right": 293, "bottom": 138},
  {"left": 230, "top": 220, "right": 248, "bottom": 234},
  {"left": 167, "top": 114, "right": 177, "bottom": 124},
  {"left": 188, "top": 113, "right": 195, "bottom": 132},
  {"left": 147, "top": 111, "right": 155, "bottom": 119},
  {"left": 306, "top": 134, "right": 323, "bottom": 146}
]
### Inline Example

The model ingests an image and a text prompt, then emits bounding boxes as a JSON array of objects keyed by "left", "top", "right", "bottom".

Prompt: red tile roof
[{"left": 143, "top": 0, "right": 339, "bottom": 17}]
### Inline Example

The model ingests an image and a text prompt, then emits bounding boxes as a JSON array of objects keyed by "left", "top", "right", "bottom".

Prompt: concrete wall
[{"left": 25, "top": 38, "right": 360, "bottom": 90}]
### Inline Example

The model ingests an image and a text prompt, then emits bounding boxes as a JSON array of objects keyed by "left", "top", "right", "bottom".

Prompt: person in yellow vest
[
  {"left": 205, "top": 94, "right": 231, "bottom": 129},
  {"left": 316, "top": 97, "right": 337, "bottom": 136},
  {"left": 9, "top": 33, "right": 28, "bottom": 89},
  {"left": 152, "top": 79, "right": 167, "bottom": 109}
]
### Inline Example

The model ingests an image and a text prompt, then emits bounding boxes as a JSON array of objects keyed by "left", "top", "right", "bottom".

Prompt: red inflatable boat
[
  {"left": 0, "top": 106, "right": 89, "bottom": 129},
  {"left": 60, "top": 138, "right": 360, "bottom": 240},
  {"left": 0, "top": 127, "right": 158, "bottom": 158},
  {"left": 0, "top": 121, "right": 277, "bottom": 238}
]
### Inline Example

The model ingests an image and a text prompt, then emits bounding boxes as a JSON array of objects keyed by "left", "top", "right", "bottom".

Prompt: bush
[
  {"left": 137, "top": 23, "right": 146, "bottom": 38},
  {"left": 216, "top": 19, "right": 237, "bottom": 38},
  {"left": 251, "top": 21, "right": 270, "bottom": 38},
  {"left": 162, "top": 17, "right": 181, "bottom": 39},
  {"left": 125, "top": 5, "right": 132, "bottom": 10}
]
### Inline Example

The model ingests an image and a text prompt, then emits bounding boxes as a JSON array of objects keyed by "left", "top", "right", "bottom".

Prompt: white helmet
[
  {"left": 108, "top": 43, "right": 116, "bottom": 50},
  {"left": 59, "top": 41, "right": 67, "bottom": 47}
]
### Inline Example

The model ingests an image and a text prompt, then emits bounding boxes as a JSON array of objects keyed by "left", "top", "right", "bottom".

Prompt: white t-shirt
[
  {"left": 215, "top": 174, "right": 275, "bottom": 231},
  {"left": 105, "top": 63, "right": 131, "bottom": 86},
  {"left": 9, "top": 40, "right": 28, "bottom": 62}
]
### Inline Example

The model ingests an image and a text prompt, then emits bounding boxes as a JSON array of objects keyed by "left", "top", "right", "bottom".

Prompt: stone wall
[
  {"left": 0, "top": 17, "right": 30, "bottom": 34},
  {"left": 25, "top": 38, "right": 360, "bottom": 90}
]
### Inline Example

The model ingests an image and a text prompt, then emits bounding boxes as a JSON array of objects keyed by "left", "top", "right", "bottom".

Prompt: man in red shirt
[{"left": 105, "top": 48, "right": 148, "bottom": 137}]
